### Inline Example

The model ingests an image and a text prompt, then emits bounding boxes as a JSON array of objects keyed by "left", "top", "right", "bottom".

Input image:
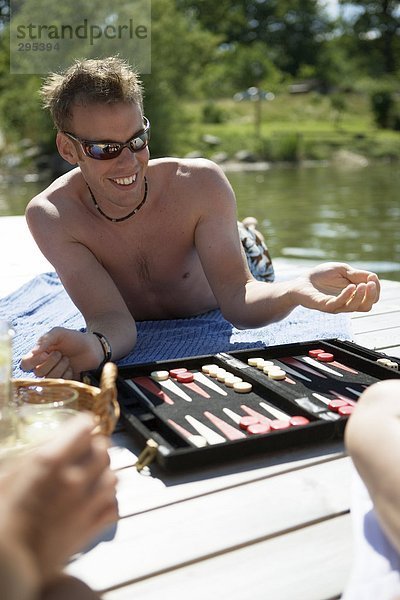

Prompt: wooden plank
[
  {"left": 102, "top": 513, "right": 353, "bottom": 600},
  {"left": 115, "top": 443, "right": 346, "bottom": 518},
  {"left": 352, "top": 328, "right": 400, "bottom": 352},
  {"left": 385, "top": 346, "right": 400, "bottom": 359},
  {"left": 351, "top": 311, "right": 400, "bottom": 335},
  {"left": 67, "top": 456, "right": 351, "bottom": 591}
]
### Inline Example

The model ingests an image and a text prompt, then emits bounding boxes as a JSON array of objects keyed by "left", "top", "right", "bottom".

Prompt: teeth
[{"left": 113, "top": 174, "right": 136, "bottom": 185}]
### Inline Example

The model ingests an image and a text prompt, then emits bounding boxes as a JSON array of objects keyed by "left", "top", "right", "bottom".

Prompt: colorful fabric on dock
[{"left": 0, "top": 271, "right": 353, "bottom": 378}]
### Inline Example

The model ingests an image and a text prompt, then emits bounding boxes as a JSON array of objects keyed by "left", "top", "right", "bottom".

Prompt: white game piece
[
  {"left": 268, "top": 368, "right": 286, "bottom": 380},
  {"left": 208, "top": 365, "right": 220, "bottom": 378},
  {"left": 150, "top": 370, "right": 170, "bottom": 381},
  {"left": 233, "top": 381, "right": 252, "bottom": 393},
  {"left": 256, "top": 359, "right": 266, "bottom": 370},
  {"left": 224, "top": 375, "right": 242, "bottom": 387},
  {"left": 202, "top": 363, "right": 218, "bottom": 374},
  {"left": 216, "top": 368, "right": 227, "bottom": 382},
  {"left": 377, "top": 358, "right": 398, "bottom": 370},
  {"left": 262, "top": 361, "right": 276, "bottom": 374},
  {"left": 377, "top": 357, "right": 392, "bottom": 367},
  {"left": 248, "top": 357, "right": 263, "bottom": 367}
]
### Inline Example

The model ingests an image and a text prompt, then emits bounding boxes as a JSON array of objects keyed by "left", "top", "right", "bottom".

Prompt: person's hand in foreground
[{"left": 0, "top": 413, "right": 118, "bottom": 600}]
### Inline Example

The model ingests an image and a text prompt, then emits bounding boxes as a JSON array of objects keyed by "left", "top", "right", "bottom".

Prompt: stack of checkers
[
  {"left": 247, "top": 357, "right": 286, "bottom": 380},
  {"left": 201, "top": 364, "right": 253, "bottom": 393},
  {"left": 376, "top": 357, "right": 399, "bottom": 370}
]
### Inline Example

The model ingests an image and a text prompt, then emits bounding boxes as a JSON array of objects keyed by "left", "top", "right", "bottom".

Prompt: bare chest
[{"left": 83, "top": 217, "right": 214, "bottom": 318}]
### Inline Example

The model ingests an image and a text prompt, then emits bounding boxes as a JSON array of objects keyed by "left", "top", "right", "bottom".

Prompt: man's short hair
[{"left": 41, "top": 56, "right": 144, "bottom": 131}]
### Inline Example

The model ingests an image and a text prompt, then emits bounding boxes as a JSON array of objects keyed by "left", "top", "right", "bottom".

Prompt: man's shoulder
[
  {"left": 149, "top": 156, "right": 225, "bottom": 182},
  {"left": 28, "top": 168, "right": 81, "bottom": 205},
  {"left": 26, "top": 168, "right": 82, "bottom": 222}
]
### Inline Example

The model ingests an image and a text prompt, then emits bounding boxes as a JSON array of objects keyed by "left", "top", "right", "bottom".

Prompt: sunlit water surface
[{"left": 1, "top": 161, "right": 399, "bottom": 280}]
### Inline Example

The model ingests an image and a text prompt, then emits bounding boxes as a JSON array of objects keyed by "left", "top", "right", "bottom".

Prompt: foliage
[
  {"left": 370, "top": 88, "right": 395, "bottom": 128},
  {"left": 177, "top": 0, "right": 333, "bottom": 75},
  {"left": 0, "top": 0, "right": 220, "bottom": 159},
  {"left": 139, "top": 0, "right": 219, "bottom": 156},
  {"left": 0, "top": 0, "right": 399, "bottom": 168},
  {"left": 338, "top": 0, "right": 400, "bottom": 75}
]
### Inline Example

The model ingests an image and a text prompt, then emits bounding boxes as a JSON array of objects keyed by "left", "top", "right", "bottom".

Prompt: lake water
[
  {"left": 228, "top": 162, "right": 400, "bottom": 282},
  {"left": 1, "top": 161, "right": 399, "bottom": 281}
]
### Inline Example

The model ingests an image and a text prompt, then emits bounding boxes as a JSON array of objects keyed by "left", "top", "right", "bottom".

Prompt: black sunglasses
[{"left": 63, "top": 117, "right": 150, "bottom": 160}]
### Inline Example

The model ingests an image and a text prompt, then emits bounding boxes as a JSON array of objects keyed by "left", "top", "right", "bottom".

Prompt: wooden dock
[{"left": 1, "top": 216, "right": 400, "bottom": 600}]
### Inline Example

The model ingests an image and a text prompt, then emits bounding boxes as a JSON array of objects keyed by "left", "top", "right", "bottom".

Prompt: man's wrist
[{"left": 92, "top": 332, "right": 112, "bottom": 369}]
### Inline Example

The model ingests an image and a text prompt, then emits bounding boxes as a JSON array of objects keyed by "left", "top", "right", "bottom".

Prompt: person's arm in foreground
[
  {"left": 0, "top": 413, "right": 118, "bottom": 600},
  {"left": 345, "top": 379, "right": 400, "bottom": 554},
  {"left": 21, "top": 194, "right": 137, "bottom": 379},
  {"left": 194, "top": 160, "right": 380, "bottom": 328}
]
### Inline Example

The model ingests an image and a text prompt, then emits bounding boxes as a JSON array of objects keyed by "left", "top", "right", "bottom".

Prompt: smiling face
[{"left": 57, "top": 102, "right": 150, "bottom": 211}]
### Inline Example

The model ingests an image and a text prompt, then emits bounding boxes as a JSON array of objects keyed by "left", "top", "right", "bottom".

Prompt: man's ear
[{"left": 56, "top": 132, "right": 80, "bottom": 165}]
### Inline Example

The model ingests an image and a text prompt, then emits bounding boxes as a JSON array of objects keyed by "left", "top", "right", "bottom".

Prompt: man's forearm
[{"left": 220, "top": 279, "right": 297, "bottom": 329}]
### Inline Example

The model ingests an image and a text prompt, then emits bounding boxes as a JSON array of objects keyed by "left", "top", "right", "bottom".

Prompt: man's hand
[
  {"left": 20, "top": 328, "right": 103, "bottom": 379},
  {"left": 294, "top": 262, "right": 380, "bottom": 313}
]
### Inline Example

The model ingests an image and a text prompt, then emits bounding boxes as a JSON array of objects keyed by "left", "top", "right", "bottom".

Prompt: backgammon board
[{"left": 92, "top": 339, "right": 399, "bottom": 471}]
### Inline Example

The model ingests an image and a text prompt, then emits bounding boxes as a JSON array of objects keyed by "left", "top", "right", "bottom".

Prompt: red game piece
[
  {"left": 239, "top": 416, "right": 260, "bottom": 430},
  {"left": 308, "top": 349, "right": 325, "bottom": 358},
  {"left": 289, "top": 416, "right": 310, "bottom": 427},
  {"left": 317, "top": 352, "right": 334, "bottom": 362},
  {"left": 338, "top": 405, "right": 355, "bottom": 416},
  {"left": 169, "top": 368, "right": 188, "bottom": 378},
  {"left": 247, "top": 422, "right": 271, "bottom": 435},
  {"left": 241, "top": 405, "right": 270, "bottom": 423},
  {"left": 176, "top": 372, "right": 194, "bottom": 383},
  {"left": 269, "top": 419, "right": 291, "bottom": 431},
  {"left": 328, "top": 399, "right": 348, "bottom": 412}
]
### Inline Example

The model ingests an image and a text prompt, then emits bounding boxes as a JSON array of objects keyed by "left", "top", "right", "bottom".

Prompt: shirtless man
[{"left": 21, "top": 57, "right": 380, "bottom": 379}]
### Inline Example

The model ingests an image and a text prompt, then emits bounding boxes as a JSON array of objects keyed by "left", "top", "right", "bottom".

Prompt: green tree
[
  {"left": 178, "top": 0, "right": 335, "bottom": 78},
  {"left": 0, "top": 0, "right": 220, "bottom": 158},
  {"left": 338, "top": 0, "right": 400, "bottom": 75}
]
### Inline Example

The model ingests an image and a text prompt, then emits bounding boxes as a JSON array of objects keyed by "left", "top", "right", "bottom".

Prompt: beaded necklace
[{"left": 87, "top": 177, "right": 148, "bottom": 223}]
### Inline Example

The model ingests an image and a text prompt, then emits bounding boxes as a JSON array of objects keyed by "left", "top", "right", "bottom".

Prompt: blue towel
[{"left": 0, "top": 271, "right": 353, "bottom": 378}]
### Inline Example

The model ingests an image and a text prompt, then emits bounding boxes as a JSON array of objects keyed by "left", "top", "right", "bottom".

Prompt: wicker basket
[{"left": 12, "top": 362, "right": 120, "bottom": 436}]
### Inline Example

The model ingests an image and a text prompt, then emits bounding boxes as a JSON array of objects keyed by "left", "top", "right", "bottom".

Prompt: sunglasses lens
[
  {"left": 87, "top": 143, "right": 122, "bottom": 160},
  {"left": 78, "top": 121, "right": 150, "bottom": 160},
  {"left": 129, "top": 132, "right": 148, "bottom": 152}
]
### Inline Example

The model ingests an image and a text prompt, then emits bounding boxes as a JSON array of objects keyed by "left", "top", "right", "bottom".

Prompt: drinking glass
[{"left": 16, "top": 385, "right": 79, "bottom": 445}]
